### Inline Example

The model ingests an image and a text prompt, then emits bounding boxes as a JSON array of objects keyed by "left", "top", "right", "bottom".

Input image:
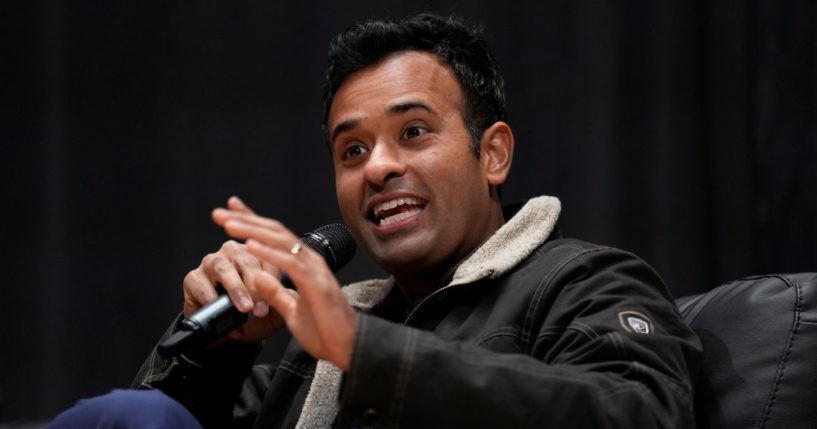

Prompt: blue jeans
[{"left": 47, "top": 389, "right": 202, "bottom": 429}]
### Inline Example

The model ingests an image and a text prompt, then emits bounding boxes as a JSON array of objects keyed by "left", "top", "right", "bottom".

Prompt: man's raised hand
[
  {"left": 180, "top": 196, "right": 287, "bottom": 344},
  {"left": 214, "top": 198, "right": 358, "bottom": 371}
]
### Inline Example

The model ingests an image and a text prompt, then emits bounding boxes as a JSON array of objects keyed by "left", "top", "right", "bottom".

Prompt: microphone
[{"left": 157, "top": 223, "right": 356, "bottom": 358}]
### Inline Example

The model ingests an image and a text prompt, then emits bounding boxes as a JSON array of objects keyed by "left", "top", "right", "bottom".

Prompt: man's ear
[{"left": 480, "top": 121, "right": 514, "bottom": 186}]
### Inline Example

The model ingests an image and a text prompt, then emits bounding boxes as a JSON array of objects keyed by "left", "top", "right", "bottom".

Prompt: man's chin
[{"left": 366, "top": 241, "right": 433, "bottom": 274}]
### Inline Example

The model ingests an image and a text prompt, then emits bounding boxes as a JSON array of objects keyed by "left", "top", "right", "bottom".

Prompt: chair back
[{"left": 677, "top": 273, "right": 817, "bottom": 429}]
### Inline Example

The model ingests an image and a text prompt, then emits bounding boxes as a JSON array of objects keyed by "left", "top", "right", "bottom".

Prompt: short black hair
[{"left": 323, "top": 13, "right": 507, "bottom": 155}]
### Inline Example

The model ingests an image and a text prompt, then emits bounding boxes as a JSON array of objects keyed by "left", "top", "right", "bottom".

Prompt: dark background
[{"left": 2, "top": 0, "right": 815, "bottom": 424}]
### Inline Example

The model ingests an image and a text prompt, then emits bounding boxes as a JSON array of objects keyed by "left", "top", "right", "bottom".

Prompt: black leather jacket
[{"left": 134, "top": 198, "right": 701, "bottom": 428}]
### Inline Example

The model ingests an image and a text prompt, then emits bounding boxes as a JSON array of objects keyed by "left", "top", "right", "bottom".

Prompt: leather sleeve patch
[{"left": 618, "top": 311, "right": 653, "bottom": 334}]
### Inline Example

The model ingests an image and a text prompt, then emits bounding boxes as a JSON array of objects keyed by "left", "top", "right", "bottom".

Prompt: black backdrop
[{"left": 3, "top": 0, "right": 815, "bottom": 424}]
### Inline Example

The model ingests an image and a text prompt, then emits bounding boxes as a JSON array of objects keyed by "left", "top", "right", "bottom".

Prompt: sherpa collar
[{"left": 295, "top": 195, "right": 561, "bottom": 428}]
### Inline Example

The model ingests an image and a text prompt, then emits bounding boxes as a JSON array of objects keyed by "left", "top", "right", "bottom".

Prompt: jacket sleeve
[
  {"left": 336, "top": 246, "right": 701, "bottom": 428},
  {"left": 131, "top": 315, "right": 268, "bottom": 429}
]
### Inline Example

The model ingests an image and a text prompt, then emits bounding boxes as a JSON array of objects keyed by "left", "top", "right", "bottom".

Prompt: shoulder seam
[{"left": 520, "top": 245, "right": 612, "bottom": 353}]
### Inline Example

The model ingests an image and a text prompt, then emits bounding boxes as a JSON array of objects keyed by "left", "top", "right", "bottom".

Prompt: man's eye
[
  {"left": 403, "top": 126, "right": 428, "bottom": 140},
  {"left": 343, "top": 144, "right": 368, "bottom": 159}
]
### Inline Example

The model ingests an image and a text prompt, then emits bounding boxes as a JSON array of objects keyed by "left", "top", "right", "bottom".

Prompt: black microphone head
[{"left": 301, "top": 223, "right": 356, "bottom": 272}]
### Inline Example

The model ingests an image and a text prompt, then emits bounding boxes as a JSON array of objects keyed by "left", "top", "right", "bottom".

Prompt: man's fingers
[
  {"left": 231, "top": 250, "right": 265, "bottom": 300},
  {"left": 203, "top": 253, "right": 254, "bottom": 312},
  {"left": 227, "top": 196, "right": 255, "bottom": 215},
  {"left": 245, "top": 238, "right": 333, "bottom": 301},
  {"left": 212, "top": 208, "right": 283, "bottom": 232},
  {"left": 245, "top": 239, "right": 305, "bottom": 275},
  {"left": 253, "top": 300, "right": 270, "bottom": 318},
  {"left": 254, "top": 271, "right": 297, "bottom": 321},
  {"left": 182, "top": 270, "right": 220, "bottom": 315},
  {"left": 223, "top": 218, "right": 295, "bottom": 249},
  {"left": 261, "top": 260, "right": 279, "bottom": 276},
  {"left": 249, "top": 240, "right": 354, "bottom": 370}
]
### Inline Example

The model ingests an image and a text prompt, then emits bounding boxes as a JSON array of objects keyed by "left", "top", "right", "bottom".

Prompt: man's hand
[
  {"left": 213, "top": 197, "right": 358, "bottom": 372},
  {"left": 181, "top": 197, "right": 288, "bottom": 343}
]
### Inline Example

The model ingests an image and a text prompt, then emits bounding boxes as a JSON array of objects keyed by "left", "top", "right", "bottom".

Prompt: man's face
[{"left": 327, "top": 51, "right": 499, "bottom": 278}]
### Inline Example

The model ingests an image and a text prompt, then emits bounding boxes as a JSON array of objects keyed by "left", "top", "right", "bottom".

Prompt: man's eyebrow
[
  {"left": 330, "top": 119, "right": 360, "bottom": 144},
  {"left": 388, "top": 101, "right": 437, "bottom": 116}
]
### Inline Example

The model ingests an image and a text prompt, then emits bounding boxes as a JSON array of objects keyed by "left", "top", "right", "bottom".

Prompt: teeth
[
  {"left": 374, "top": 197, "right": 424, "bottom": 218},
  {"left": 379, "top": 206, "right": 423, "bottom": 226}
]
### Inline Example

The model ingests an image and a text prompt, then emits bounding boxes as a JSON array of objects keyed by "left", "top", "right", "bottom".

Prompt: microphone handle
[
  {"left": 158, "top": 273, "right": 294, "bottom": 358},
  {"left": 183, "top": 295, "right": 248, "bottom": 336}
]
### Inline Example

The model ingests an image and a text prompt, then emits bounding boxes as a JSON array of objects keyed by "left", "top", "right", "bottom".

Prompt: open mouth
[{"left": 369, "top": 197, "right": 427, "bottom": 227}]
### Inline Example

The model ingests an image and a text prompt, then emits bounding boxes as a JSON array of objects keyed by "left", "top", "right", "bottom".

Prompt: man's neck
[
  {"left": 393, "top": 201, "right": 506, "bottom": 303},
  {"left": 392, "top": 255, "right": 467, "bottom": 303}
]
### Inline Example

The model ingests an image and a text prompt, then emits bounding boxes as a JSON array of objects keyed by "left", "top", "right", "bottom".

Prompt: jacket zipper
[
  {"left": 403, "top": 284, "right": 458, "bottom": 325},
  {"left": 403, "top": 269, "right": 494, "bottom": 325}
]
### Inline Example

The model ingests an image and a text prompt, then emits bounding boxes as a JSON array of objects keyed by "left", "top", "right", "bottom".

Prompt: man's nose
[{"left": 363, "top": 141, "right": 406, "bottom": 189}]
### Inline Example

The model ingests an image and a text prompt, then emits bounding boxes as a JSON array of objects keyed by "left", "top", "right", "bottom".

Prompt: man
[{"left": 51, "top": 13, "right": 700, "bottom": 428}]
